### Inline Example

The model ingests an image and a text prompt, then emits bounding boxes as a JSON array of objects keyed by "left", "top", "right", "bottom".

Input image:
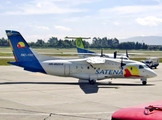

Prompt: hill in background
[{"left": 120, "top": 36, "right": 162, "bottom": 45}]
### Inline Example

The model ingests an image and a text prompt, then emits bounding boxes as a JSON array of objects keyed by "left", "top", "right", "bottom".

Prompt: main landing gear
[
  {"left": 89, "top": 79, "right": 96, "bottom": 84},
  {"left": 141, "top": 78, "right": 147, "bottom": 85}
]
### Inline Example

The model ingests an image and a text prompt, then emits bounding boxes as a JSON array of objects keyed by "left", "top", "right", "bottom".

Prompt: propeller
[
  {"left": 126, "top": 49, "right": 129, "bottom": 58},
  {"left": 100, "top": 49, "right": 104, "bottom": 57},
  {"left": 114, "top": 51, "right": 117, "bottom": 59},
  {"left": 121, "top": 58, "right": 126, "bottom": 69},
  {"left": 113, "top": 51, "right": 126, "bottom": 69}
]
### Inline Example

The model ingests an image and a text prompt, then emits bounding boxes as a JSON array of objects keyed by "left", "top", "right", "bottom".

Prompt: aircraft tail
[
  {"left": 75, "top": 37, "right": 95, "bottom": 58},
  {"left": 6, "top": 30, "right": 46, "bottom": 73},
  {"left": 75, "top": 38, "right": 85, "bottom": 49}
]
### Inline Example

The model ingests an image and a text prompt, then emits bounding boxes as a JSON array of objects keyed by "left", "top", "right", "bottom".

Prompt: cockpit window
[
  {"left": 144, "top": 65, "right": 149, "bottom": 68},
  {"left": 139, "top": 65, "right": 144, "bottom": 69}
]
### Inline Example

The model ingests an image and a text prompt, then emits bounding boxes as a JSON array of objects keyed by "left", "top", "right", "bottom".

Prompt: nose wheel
[
  {"left": 89, "top": 79, "right": 96, "bottom": 84},
  {"left": 142, "top": 81, "right": 147, "bottom": 85},
  {"left": 141, "top": 78, "right": 147, "bottom": 85}
]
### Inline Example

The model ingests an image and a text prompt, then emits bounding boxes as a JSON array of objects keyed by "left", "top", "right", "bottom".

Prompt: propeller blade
[
  {"left": 100, "top": 49, "right": 104, "bottom": 57},
  {"left": 114, "top": 51, "right": 117, "bottom": 59},
  {"left": 121, "top": 58, "right": 126, "bottom": 69},
  {"left": 126, "top": 49, "right": 129, "bottom": 58}
]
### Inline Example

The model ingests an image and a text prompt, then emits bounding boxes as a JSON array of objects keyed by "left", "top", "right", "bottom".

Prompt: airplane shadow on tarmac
[
  {"left": 0, "top": 80, "right": 154, "bottom": 94},
  {"left": 78, "top": 79, "right": 154, "bottom": 94}
]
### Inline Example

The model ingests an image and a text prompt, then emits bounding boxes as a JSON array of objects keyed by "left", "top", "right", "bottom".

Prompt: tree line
[{"left": 0, "top": 37, "right": 161, "bottom": 50}]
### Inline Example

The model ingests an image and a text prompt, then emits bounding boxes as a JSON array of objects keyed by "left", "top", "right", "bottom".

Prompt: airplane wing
[
  {"left": 86, "top": 57, "right": 107, "bottom": 68},
  {"left": 117, "top": 53, "right": 144, "bottom": 56},
  {"left": 85, "top": 57, "right": 121, "bottom": 69},
  {"left": 86, "top": 57, "right": 105, "bottom": 64},
  {"left": 63, "top": 52, "right": 98, "bottom": 55}
]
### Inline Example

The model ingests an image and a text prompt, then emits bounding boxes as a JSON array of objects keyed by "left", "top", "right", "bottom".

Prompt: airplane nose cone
[
  {"left": 153, "top": 71, "right": 157, "bottom": 77},
  {"left": 149, "top": 70, "right": 157, "bottom": 78}
]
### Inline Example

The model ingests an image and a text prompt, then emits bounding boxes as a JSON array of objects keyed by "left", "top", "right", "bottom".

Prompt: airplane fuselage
[
  {"left": 40, "top": 58, "right": 156, "bottom": 81},
  {"left": 41, "top": 59, "right": 121, "bottom": 80}
]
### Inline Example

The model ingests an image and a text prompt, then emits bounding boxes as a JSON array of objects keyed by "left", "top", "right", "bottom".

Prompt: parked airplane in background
[
  {"left": 65, "top": 36, "right": 129, "bottom": 59},
  {"left": 6, "top": 30, "right": 157, "bottom": 85}
]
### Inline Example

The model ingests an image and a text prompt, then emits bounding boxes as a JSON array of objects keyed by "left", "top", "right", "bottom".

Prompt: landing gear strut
[{"left": 89, "top": 79, "right": 96, "bottom": 84}]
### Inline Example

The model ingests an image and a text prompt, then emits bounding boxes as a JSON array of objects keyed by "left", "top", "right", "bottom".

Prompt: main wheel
[
  {"left": 142, "top": 81, "right": 147, "bottom": 85},
  {"left": 89, "top": 80, "right": 96, "bottom": 85}
]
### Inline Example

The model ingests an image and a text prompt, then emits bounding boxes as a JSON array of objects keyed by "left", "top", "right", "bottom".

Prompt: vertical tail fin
[
  {"left": 65, "top": 36, "right": 94, "bottom": 58},
  {"left": 6, "top": 30, "right": 37, "bottom": 62},
  {"left": 75, "top": 37, "right": 95, "bottom": 54},
  {"left": 75, "top": 38, "right": 85, "bottom": 49},
  {"left": 75, "top": 37, "right": 95, "bottom": 58},
  {"left": 6, "top": 30, "right": 46, "bottom": 73}
]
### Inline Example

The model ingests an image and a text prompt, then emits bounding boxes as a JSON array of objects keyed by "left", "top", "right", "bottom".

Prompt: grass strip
[{"left": 0, "top": 58, "right": 15, "bottom": 65}]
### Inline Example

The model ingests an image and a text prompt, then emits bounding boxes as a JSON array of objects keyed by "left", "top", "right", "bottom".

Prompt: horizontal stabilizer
[{"left": 65, "top": 36, "right": 91, "bottom": 39}]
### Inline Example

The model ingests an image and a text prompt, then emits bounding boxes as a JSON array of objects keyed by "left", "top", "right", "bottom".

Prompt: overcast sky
[{"left": 0, "top": 0, "right": 162, "bottom": 42}]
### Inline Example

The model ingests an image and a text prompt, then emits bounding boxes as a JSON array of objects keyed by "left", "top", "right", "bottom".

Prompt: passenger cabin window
[{"left": 139, "top": 65, "right": 144, "bottom": 69}]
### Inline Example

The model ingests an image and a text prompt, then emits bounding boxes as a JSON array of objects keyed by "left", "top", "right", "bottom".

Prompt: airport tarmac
[{"left": 0, "top": 65, "right": 162, "bottom": 120}]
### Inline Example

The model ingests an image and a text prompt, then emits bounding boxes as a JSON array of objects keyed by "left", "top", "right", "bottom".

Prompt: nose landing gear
[
  {"left": 142, "top": 81, "right": 147, "bottom": 85},
  {"left": 141, "top": 78, "right": 147, "bottom": 85}
]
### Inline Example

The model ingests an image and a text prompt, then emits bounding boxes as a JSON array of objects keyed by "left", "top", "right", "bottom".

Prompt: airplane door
[{"left": 64, "top": 64, "right": 70, "bottom": 76}]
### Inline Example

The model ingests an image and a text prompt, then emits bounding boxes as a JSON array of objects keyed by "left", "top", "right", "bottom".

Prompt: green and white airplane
[{"left": 65, "top": 36, "right": 129, "bottom": 59}]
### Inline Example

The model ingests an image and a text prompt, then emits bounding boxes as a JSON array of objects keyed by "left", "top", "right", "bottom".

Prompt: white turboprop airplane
[{"left": 6, "top": 30, "right": 157, "bottom": 85}]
